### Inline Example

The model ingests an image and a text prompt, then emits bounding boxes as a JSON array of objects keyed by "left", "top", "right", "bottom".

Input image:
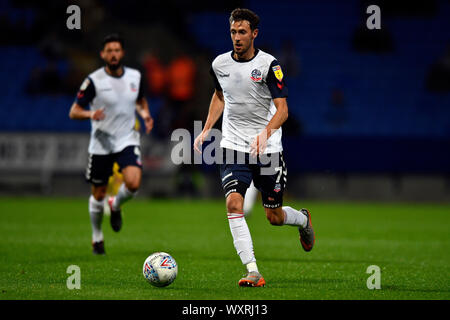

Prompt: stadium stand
[{"left": 0, "top": 0, "right": 449, "bottom": 174}]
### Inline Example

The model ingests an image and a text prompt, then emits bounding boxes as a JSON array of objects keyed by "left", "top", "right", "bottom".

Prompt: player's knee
[
  {"left": 265, "top": 209, "right": 284, "bottom": 226},
  {"left": 122, "top": 165, "right": 142, "bottom": 192},
  {"left": 92, "top": 186, "right": 107, "bottom": 201},
  {"left": 125, "top": 180, "right": 140, "bottom": 193},
  {"left": 226, "top": 194, "right": 244, "bottom": 213},
  {"left": 227, "top": 200, "right": 242, "bottom": 213}
]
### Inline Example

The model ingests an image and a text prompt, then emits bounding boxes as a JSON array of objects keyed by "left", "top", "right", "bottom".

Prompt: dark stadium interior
[
  {"left": 0, "top": 0, "right": 449, "bottom": 201},
  {"left": 0, "top": 0, "right": 449, "bottom": 304}
]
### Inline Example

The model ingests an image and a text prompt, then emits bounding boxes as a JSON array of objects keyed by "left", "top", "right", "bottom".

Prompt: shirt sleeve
[
  {"left": 266, "top": 60, "right": 288, "bottom": 99},
  {"left": 137, "top": 76, "right": 145, "bottom": 100},
  {"left": 75, "top": 77, "right": 96, "bottom": 108},
  {"left": 209, "top": 65, "right": 222, "bottom": 91}
]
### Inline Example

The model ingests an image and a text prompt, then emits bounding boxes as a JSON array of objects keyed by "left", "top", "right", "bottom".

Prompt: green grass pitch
[{"left": 0, "top": 197, "right": 449, "bottom": 300}]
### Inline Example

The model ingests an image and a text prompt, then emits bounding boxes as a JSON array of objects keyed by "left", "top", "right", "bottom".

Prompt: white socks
[
  {"left": 227, "top": 212, "right": 257, "bottom": 270},
  {"left": 227, "top": 207, "right": 306, "bottom": 273},
  {"left": 89, "top": 185, "right": 136, "bottom": 243},
  {"left": 112, "top": 184, "right": 136, "bottom": 210},
  {"left": 283, "top": 206, "right": 307, "bottom": 228},
  {"left": 246, "top": 262, "right": 259, "bottom": 273},
  {"left": 89, "top": 195, "right": 104, "bottom": 243}
]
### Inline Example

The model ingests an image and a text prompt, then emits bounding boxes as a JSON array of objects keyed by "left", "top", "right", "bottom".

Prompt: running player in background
[
  {"left": 69, "top": 34, "right": 154, "bottom": 255},
  {"left": 106, "top": 119, "right": 142, "bottom": 197},
  {"left": 243, "top": 181, "right": 257, "bottom": 216},
  {"left": 194, "top": 8, "right": 315, "bottom": 287}
]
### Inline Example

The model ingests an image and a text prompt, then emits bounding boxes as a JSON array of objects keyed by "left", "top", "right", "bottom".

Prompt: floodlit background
[{"left": 0, "top": 0, "right": 449, "bottom": 202}]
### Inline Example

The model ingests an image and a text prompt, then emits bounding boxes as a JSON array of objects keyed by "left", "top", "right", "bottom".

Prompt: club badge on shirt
[{"left": 250, "top": 69, "right": 262, "bottom": 82}]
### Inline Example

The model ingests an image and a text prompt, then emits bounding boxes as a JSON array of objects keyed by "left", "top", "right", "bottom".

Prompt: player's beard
[
  {"left": 234, "top": 41, "right": 252, "bottom": 59},
  {"left": 107, "top": 59, "right": 122, "bottom": 71}
]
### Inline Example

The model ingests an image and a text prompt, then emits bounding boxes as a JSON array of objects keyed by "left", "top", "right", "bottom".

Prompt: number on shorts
[{"left": 274, "top": 166, "right": 282, "bottom": 183}]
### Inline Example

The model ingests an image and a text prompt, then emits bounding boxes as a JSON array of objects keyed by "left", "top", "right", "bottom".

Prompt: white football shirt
[
  {"left": 211, "top": 49, "right": 288, "bottom": 154},
  {"left": 75, "top": 66, "right": 143, "bottom": 155}
]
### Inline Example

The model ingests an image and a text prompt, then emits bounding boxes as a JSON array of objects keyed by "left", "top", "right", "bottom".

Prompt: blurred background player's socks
[
  {"left": 283, "top": 206, "right": 307, "bottom": 228},
  {"left": 113, "top": 184, "right": 136, "bottom": 210},
  {"left": 243, "top": 181, "right": 258, "bottom": 215},
  {"left": 227, "top": 212, "right": 257, "bottom": 270},
  {"left": 89, "top": 195, "right": 104, "bottom": 242}
]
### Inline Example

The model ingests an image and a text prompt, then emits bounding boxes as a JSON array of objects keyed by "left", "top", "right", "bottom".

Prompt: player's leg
[
  {"left": 108, "top": 146, "right": 143, "bottom": 231},
  {"left": 256, "top": 152, "right": 315, "bottom": 252},
  {"left": 227, "top": 191, "right": 265, "bottom": 287},
  {"left": 116, "top": 165, "right": 141, "bottom": 204},
  {"left": 284, "top": 206, "right": 315, "bottom": 252},
  {"left": 86, "top": 153, "right": 114, "bottom": 254},
  {"left": 263, "top": 205, "right": 314, "bottom": 251},
  {"left": 221, "top": 149, "right": 265, "bottom": 287},
  {"left": 90, "top": 184, "right": 107, "bottom": 254},
  {"left": 243, "top": 180, "right": 258, "bottom": 216},
  {"left": 226, "top": 192, "right": 256, "bottom": 270},
  {"left": 263, "top": 207, "right": 286, "bottom": 226}
]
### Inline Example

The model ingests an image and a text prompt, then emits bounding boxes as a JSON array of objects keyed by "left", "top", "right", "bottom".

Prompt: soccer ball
[{"left": 142, "top": 252, "right": 178, "bottom": 287}]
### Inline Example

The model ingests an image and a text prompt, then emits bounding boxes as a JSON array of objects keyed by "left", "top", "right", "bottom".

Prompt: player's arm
[
  {"left": 251, "top": 60, "right": 289, "bottom": 156},
  {"left": 193, "top": 89, "right": 224, "bottom": 153},
  {"left": 203, "top": 89, "right": 225, "bottom": 132},
  {"left": 69, "top": 103, "right": 105, "bottom": 120},
  {"left": 265, "top": 97, "right": 289, "bottom": 133},
  {"left": 135, "top": 76, "right": 154, "bottom": 134},
  {"left": 69, "top": 77, "right": 105, "bottom": 121},
  {"left": 251, "top": 98, "right": 288, "bottom": 157},
  {"left": 194, "top": 64, "right": 225, "bottom": 153},
  {"left": 203, "top": 66, "right": 226, "bottom": 131},
  {"left": 136, "top": 97, "right": 154, "bottom": 134}
]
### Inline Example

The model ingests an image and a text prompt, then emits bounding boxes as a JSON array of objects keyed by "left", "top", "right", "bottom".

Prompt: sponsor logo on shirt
[
  {"left": 77, "top": 78, "right": 90, "bottom": 98},
  {"left": 80, "top": 78, "right": 90, "bottom": 91},
  {"left": 130, "top": 82, "right": 137, "bottom": 92},
  {"left": 272, "top": 65, "right": 284, "bottom": 82},
  {"left": 250, "top": 69, "right": 262, "bottom": 82}
]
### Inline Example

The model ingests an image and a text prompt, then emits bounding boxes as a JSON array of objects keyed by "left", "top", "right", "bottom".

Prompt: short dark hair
[
  {"left": 229, "top": 8, "right": 260, "bottom": 31},
  {"left": 101, "top": 33, "right": 124, "bottom": 50}
]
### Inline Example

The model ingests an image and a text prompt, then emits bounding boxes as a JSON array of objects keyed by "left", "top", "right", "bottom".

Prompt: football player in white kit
[
  {"left": 69, "top": 34, "right": 154, "bottom": 255},
  {"left": 194, "top": 9, "right": 315, "bottom": 287}
]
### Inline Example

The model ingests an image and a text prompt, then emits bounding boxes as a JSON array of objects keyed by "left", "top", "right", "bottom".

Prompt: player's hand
[
  {"left": 193, "top": 130, "right": 210, "bottom": 154},
  {"left": 144, "top": 116, "right": 154, "bottom": 134},
  {"left": 250, "top": 130, "right": 268, "bottom": 157},
  {"left": 91, "top": 108, "right": 105, "bottom": 121}
]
